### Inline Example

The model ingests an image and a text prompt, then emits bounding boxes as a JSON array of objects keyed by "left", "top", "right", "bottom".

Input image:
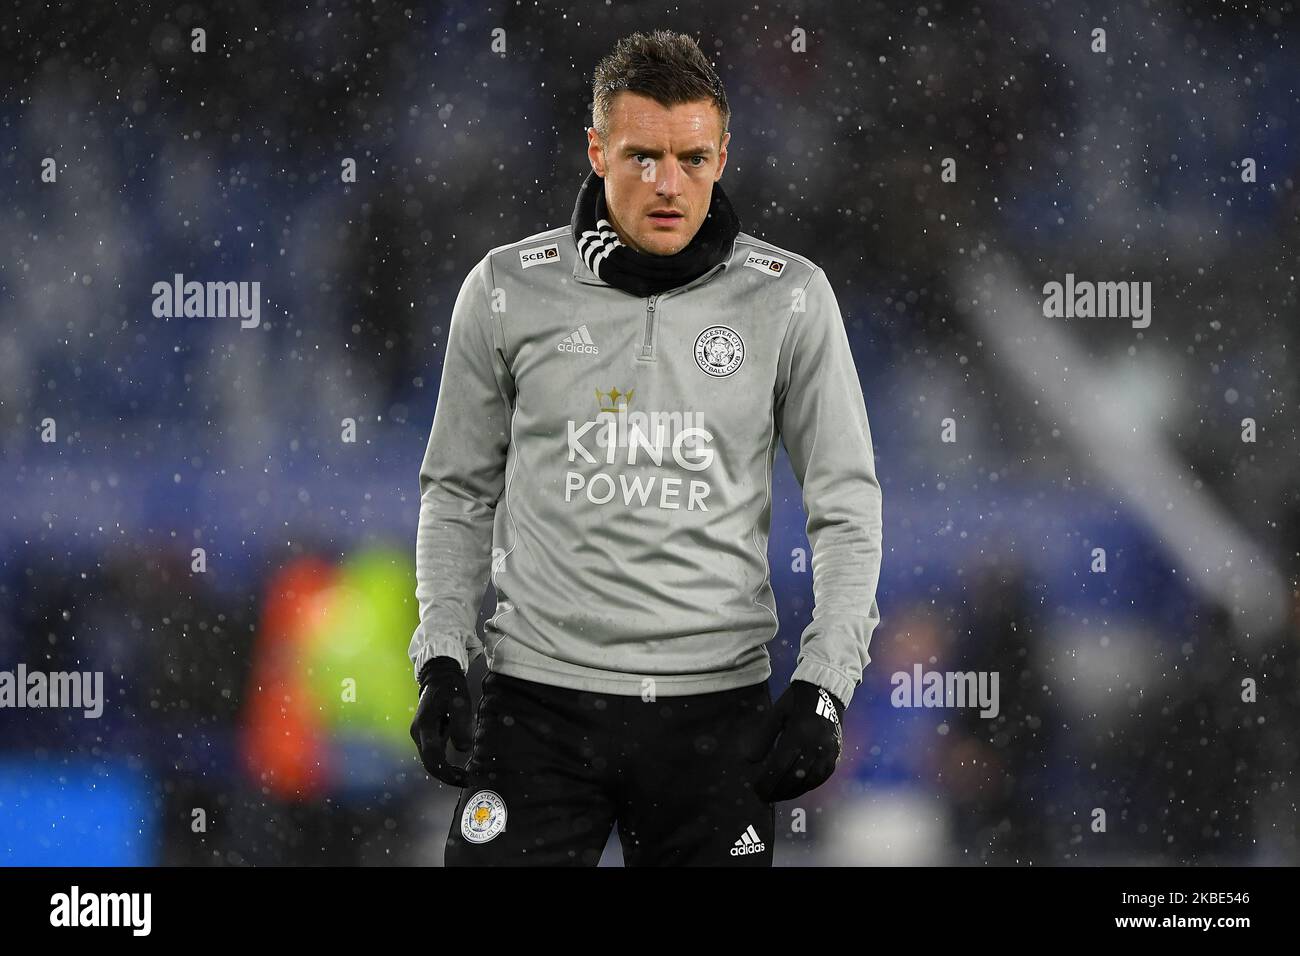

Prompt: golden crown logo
[{"left": 595, "top": 387, "right": 633, "bottom": 413}]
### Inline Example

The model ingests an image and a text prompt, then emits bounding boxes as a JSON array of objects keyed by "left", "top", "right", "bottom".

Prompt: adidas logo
[
  {"left": 557, "top": 324, "right": 599, "bottom": 355},
  {"left": 815, "top": 688, "right": 840, "bottom": 727},
  {"left": 730, "top": 824, "right": 766, "bottom": 856}
]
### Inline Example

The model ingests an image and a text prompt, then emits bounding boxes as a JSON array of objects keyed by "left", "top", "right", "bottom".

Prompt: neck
[
  {"left": 572, "top": 168, "right": 739, "bottom": 297},
  {"left": 604, "top": 203, "right": 646, "bottom": 254}
]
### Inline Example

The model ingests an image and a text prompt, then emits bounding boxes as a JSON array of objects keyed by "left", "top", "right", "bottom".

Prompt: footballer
[{"left": 409, "top": 29, "right": 883, "bottom": 866}]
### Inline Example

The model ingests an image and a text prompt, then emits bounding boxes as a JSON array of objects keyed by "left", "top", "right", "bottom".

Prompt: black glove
[
  {"left": 409, "top": 656, "right": 473, "bottom": 787},
  {"left": 744, "top": 680, "right": 845, "bottom": 802}
]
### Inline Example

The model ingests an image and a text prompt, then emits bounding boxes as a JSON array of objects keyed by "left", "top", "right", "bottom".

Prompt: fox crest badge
[
  {"left": 694, "top": 325, "right": 745, "bottom": 377},
  {"left": 460, "top": 790, "right": 507, "bottom": 844}
]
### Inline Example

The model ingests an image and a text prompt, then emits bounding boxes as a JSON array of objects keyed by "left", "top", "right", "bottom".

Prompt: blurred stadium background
[{"left": 1, "top": 1, "right": 1297, "bottom": 865}]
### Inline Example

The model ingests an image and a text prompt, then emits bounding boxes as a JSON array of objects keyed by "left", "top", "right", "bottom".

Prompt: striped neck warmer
[{"left": 570, "top": 168, "right": 741, "bottom": 298}]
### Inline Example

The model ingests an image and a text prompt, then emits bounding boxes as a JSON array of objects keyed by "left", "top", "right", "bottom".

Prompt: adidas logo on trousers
[{"left": 731, "top": 824, "right": 766, "bottom": 856}]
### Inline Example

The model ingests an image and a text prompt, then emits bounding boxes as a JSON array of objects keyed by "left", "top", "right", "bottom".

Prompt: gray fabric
[{"left": 409, "top": 226, "right": 883, "bottom": 707}]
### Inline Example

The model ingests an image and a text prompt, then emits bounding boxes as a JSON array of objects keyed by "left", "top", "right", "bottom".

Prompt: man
[{"left": 409, "top": 30, "right": 883, "bottom": 866}]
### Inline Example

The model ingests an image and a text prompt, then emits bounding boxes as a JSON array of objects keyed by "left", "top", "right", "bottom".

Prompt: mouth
[{"left": 647, "top": 210, "right": 685, "bottom": 225}]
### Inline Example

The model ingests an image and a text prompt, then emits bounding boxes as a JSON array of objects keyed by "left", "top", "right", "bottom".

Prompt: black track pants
[{"left": 444, "top": 670, "right": 776, "bottom": 866}]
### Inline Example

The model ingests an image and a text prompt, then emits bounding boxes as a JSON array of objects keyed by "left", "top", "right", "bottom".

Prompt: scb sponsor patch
[
  {"left": 519, "top": 242, "right": 560, "bottom": 268},
  {"left": 743, "top": 251, "right": 787, "bottom": 276},
  {"left": 460, "top": 790, "right": 507, "bottom": 843}
]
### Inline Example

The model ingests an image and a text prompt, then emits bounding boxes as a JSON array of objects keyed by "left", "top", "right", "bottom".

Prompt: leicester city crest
[
  {"left": 694, "top": 325, "right": 745, "bottom": 377},
  {"left": 460, "top": 790, "right": 507, "bottom": 844}
]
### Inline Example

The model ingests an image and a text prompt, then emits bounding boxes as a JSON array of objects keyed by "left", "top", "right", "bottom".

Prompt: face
[{"left": 587, "top": 92, "right": 730, "bottom": 256}]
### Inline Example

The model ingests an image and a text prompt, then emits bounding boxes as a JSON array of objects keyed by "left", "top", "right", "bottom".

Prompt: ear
[{"left": 587, "top": 126, "right": 606, "bottom": 177}]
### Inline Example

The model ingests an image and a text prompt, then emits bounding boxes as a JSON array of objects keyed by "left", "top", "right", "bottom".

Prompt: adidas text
[
  {"left": 730, "top": 824, "right": 766, "bottom": 856},
  {"left": 557, "top": 324, "right": 599, "bottom": 355}
]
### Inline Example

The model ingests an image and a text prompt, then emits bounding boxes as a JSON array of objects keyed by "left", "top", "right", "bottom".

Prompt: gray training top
[{"left": 408, "top": 225, "right": 883, "bottom": 708}]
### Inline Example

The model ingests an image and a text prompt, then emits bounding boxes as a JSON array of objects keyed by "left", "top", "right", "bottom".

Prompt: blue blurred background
[{"left": 1, "top": 0, "right": 1297, "bottom": 865}]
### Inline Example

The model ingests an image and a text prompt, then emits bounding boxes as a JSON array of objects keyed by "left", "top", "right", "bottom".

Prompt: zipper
[{"left": 641, "top": 294, "right": 658, "bottom": 359}]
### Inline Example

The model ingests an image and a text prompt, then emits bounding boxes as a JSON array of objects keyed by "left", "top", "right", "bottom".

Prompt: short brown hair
[{"left": 591, "top": 30, "right": 730, "bottom": 144}]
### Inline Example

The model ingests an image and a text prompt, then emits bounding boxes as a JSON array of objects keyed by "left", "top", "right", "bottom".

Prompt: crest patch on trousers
[{"left": 460, "top": 790, "right": 507, "bottom": 844}]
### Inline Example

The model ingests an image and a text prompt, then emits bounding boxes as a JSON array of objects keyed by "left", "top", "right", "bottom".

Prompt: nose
[{"left": 655, "top": 159, "right": 684, "bottom": 199}]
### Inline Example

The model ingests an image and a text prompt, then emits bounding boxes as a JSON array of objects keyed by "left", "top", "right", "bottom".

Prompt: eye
[{"left": 688, "top": 155, "right": 706, "bottom": 166}]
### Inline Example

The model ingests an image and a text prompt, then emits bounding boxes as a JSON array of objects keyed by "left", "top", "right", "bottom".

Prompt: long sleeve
[
  {"left": 408, "top": 254, "right": 515, "bottom": 677},
  {"left": 774, "top": 266, "right": 883, "bottom": 709}
]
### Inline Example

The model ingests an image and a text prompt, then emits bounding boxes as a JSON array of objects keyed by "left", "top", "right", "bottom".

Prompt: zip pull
[{"left": 642, "top": 294, "right": 659, "bottom": 358}]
